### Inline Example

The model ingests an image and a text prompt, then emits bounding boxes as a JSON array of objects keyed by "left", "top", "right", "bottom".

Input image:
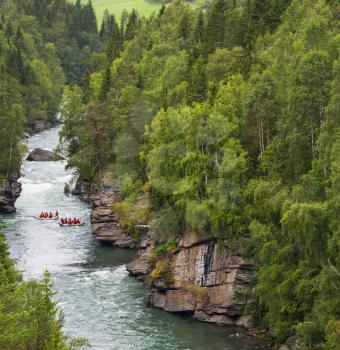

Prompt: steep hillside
[{"left": 61, "top": 0, "right": 340, "bottom": 348}]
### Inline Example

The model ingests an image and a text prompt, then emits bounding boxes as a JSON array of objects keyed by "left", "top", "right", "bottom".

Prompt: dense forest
[
  {"left": 0, "top": 0, "right": 103, "bottom": 179},
  {"left": 0, "top": 1, "right": 99, "bottom": 348},
  {"left": 60, "top": 0, "right": 340, "bottom": 348},
  {"left": 0, "top": 0, "right": 339, "bottom": 348}
]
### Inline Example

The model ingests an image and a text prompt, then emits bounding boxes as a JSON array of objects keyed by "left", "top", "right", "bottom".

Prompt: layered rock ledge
[
  {"left": 76, "top": 177, "right": 255, "bottom": 329},
  {"left": 74, "top": 178, "right": 135, "bottom": 247},
  {"left": 0, "top": 178, "right": 22, "bottom": 213},
  {"left": 126, "top": 232, "right": 254, "bottom": 328}
]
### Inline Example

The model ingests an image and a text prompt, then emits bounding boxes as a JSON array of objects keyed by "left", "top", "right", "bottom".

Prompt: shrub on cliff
[{"left": 150, "top": 259, "right": 173, "bottom": 285}]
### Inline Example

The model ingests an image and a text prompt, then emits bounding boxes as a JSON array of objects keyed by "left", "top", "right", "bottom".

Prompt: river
[{"left": 1, "top": 127, "right": 261, "bottom": 350}]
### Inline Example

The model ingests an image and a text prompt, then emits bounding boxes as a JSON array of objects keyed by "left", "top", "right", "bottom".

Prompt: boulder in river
[
  {"left": 28, "top": 120, "right": 53, "bottom": 135},
  {"left": 27, "top": 148, "right": 65, "bottom": 162}
]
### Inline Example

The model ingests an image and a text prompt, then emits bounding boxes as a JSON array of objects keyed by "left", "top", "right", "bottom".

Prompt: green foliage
[
  {"left": 0, "top": 1, "right": 96, "bottom": 178},
  {"left": 60, "top": 86, "right": 114, "bottom": 181},
  {"left": 149, "top": 240, "right": 177, "bottom": 261},
  {"left": 114, "top": 192, "right": 151, "bottom": 238},
  {"left": 149, "top": 203, "right": 182, "bottom": 238},
  {"left": 60, "top": 0, "right": 340, "bottom": 347},
  {"left": 150, "top": 258, "right": 173, "bottom": 285},
  {"left": 0, "top": 233, "right": 88, "bottom": 350},
  {"left": 149, "top": 237, "right": 178, "bottom": 287},
  {"left": 20, "top": 0, "right": 104, "bottom": 85},
  {"left": 323, "top": 320, "right": 340, "bottom": 350}
]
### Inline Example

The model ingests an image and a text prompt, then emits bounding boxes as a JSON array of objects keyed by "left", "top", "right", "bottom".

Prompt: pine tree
[
  {"left": 204, "top": 0, "right": 228, "bottom": 52},
  {"left": 5, "top": 20, "right": 13, "bottom": 40},
  {"left": 105, "top": 15, "right": 122, "bottom": 62},
  {"left": 13, "top": 28, "right": 25, "bottom": 55},
  {"left": 187, "top": 56, "right": 207, "bottom": 104},
  {"left": 158, "top": 4, "right": 166, "bottom": 18},
  {"left": 124, "top": 9, "right": 138, "bottom": 41},
  {"left": 98, "top": 66, "right": 112, "bottom": 102},
  {"left": 178, "top": 11, "right": 190, "bottom": 41},
  {"left": 82, "top": 0, "right": 97, "bottom": 33},
  {"left": 194, "top": 10, "right": 204, "bottom": 44},
  {"left": 73, "top": 0, "right": 83, "bottom": 33},
  {"left": 6, "top": 47, "right": 25, "bottom": 84},
  {"left": 120, "top": 9, "right": 129, "bottom": 31},
  {"left": 99, "top": 18, "right": 106, "bottom": 38}
]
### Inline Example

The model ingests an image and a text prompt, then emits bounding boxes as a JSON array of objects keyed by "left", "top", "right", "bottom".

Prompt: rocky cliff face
[
  {"left": 127, "top": 232, "right": 254, "bottom": 328},
  {"left": 0, "top": 179, "right": 22, "bottom": 213},
  {"left": 78, "top": 177, "right": 255, "bottom": 328},
  {"left": 74, "top": 178, "right": 136, "bottom": 247}
]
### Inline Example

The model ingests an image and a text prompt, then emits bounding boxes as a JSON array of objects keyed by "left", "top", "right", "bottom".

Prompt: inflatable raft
[
  {"left": 34, "top": 215, "right": 59, "bottom": 221},
  {"left": 59, "top": 221, "right": 84, "bottom": 227}
]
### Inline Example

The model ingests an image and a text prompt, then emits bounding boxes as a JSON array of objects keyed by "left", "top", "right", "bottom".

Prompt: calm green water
[{"left": 1, "top": 127, "right": 262, "bottom": 350}]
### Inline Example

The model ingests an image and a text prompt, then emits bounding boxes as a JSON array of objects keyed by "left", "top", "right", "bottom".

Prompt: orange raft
[
  {"left": 34, "top": 215, "right": 59, "bottom": 221},
  {"left": 59, "top": 221, "right": 84, "bottom": 227}
]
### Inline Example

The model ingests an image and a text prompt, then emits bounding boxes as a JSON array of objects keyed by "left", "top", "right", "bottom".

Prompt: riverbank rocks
[
  {"left": 27, "top": 148, "right": 65, "bottom": 161},
  {"left": 75, "top": 177, "right": 136, "bottom": 247},
  {"left": 127, "top": 233, "right": 255, "bottom": 329},
  {"left": 28, "top": 120, "right": 53, "bottom": 135},
  {"left": 0, "top": 179, "right": 22, "bottom": 213},
  {"left": 80, "top": 176, "right": 255, "bottom": 329}
]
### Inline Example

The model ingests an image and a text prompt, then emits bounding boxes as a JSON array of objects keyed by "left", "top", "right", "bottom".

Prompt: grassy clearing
[{"left": 81, "top": 0, "right": 206, "bottom": 23}]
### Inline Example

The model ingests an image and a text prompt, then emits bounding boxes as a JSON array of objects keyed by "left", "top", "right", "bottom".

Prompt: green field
[{"left": 82, "top": 0, "right": 205, "bottom": 23}]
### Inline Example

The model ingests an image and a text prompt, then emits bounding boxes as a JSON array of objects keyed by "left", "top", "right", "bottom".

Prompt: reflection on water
[{"left": 1, "top": 127, "right": 261, "bottom": 350}]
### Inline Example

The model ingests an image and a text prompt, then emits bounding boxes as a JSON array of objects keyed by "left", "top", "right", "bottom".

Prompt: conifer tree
[
  {"left": 158, "top": 4, "right": 166, "bottom": 18},
  {"left": 205, "top": 0, "right": 228, "bottom": 52},
  {"left": 124, "top": 10, "right": 138, "bottom": 41},
  {"left": 120, "top": 9, "right": 129, "bottom": 31},
  {"left": 73, "top": 0, "right": 83, "bottom": 33},
  {"left": 187, "top": 56, "right": 207, "bottom": 104},
  {"left": 105, "top": 14, "right": 122, "bottom": 63},
  {"left": 82, "top": 1, "right": 97, "bottom": 33},
  {"left": 178, "top": 11, "right": 190, "bottom": 42},
  {"left": 194, "top": 10, "right": 204, "bottom": 44},
  {"left": 98, "top": 66, "right": 112, "bottom": 102},
  {"left": 6, "top": 47, "right": 25, "bottom": 84},
  {"left": 99, "top": 18, "right": 106, "bottom": 38},
  {"left": 5, "top": 20, "right": 13, "bottom": 40}
]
